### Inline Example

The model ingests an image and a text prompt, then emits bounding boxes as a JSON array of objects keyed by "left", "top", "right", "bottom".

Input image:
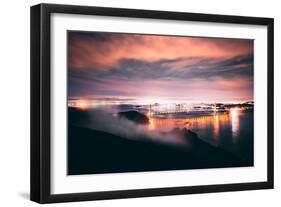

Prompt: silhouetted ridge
[{"left": 68, "top": 124, "right": 246, "bottom": 175}]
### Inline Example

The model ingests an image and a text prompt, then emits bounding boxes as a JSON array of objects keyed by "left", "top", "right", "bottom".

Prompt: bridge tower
[{"left": 214, "top": 102, "right": 217, "bottom": 115}]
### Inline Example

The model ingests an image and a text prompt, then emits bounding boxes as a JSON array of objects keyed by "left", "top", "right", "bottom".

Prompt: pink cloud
[{"left": 68, "top": 33, "right": 253, "bottom": 70}]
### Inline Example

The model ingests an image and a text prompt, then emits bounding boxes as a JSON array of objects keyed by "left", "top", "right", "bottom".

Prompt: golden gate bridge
[{"left": 147, "top": 103, "right": 225, "bottom": 116}]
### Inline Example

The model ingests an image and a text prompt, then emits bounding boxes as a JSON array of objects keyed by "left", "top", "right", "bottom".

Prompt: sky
[{"left": 68, "top": 31, "right": 254, "bottom": 103}]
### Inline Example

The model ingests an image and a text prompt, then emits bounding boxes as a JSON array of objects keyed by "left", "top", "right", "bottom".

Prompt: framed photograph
[{"left": 30, "top": 3, "right": 274, "bottom": 203}]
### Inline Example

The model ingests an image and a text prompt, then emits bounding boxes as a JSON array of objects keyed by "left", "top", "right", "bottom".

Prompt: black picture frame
[{"left": 30, "top": 3, "right": 274, "bottom": 204}]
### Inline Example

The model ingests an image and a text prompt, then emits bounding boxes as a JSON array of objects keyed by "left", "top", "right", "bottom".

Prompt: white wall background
[{"left": 0, "top": 0, "right": 279, "bottom": 206}]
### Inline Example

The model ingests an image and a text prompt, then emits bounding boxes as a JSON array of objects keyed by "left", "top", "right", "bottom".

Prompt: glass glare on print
[{"left": 67, "top": 31, "right": 254, "bottom": 175}]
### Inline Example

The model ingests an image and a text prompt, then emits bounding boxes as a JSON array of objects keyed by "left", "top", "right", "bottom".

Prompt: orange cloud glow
[{"left": 69, "top": 33, "right": 253, "bottom": 70}]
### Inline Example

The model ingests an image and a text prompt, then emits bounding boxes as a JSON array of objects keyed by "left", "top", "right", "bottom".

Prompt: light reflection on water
[
  {"left": 145, "top": 112, "right": 232, "bottom": 142},
  {"left": 230, "top": 108, "right": 240, "bottom": 141},
  {"left": 145, "top": 110, "right": 253, "bottom": 162}
]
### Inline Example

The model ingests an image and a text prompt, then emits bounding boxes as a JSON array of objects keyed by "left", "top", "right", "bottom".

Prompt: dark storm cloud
[{"left": 69, "top": 54, "right": 253, "bottom": 82}]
